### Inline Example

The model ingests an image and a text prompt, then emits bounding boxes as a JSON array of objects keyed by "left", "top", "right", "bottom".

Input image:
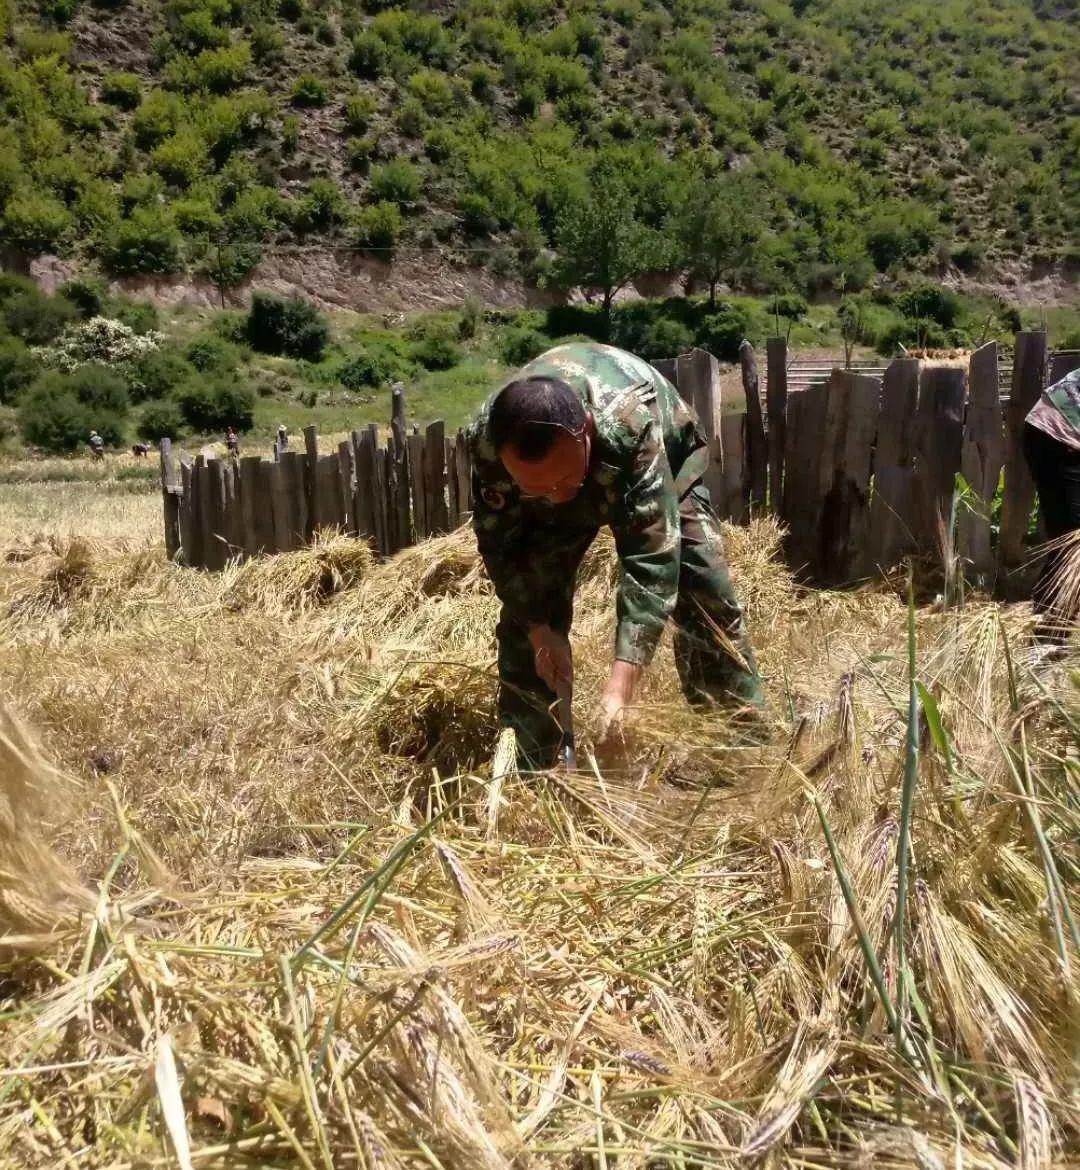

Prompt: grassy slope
[{"left": 3, "top": 0, "right": 1077, "bottom": 287}]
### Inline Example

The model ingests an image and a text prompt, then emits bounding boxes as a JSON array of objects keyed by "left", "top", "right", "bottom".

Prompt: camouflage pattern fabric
[
  {"left": 468, "top": 341, "right": 762, "bottom": 768},
  {"left": 1026, "top": 366, "right": 1080, "bottom": 453}
]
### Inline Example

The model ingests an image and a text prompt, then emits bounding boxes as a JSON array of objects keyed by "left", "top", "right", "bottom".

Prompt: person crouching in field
[
  {"left": 1024, "top": 364, "right": 1080, "bottom": 640},
  {"left": 467, "top": 341, "right": 763, "bottom": 769}
]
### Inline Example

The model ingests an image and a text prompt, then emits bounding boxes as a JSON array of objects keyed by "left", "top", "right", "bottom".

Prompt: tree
[
  {"left": 553, "top": 166, "right": 668, "bottom": 334},
  {"left": 677, "top": 172, "right": 763, "bottom": 309}
]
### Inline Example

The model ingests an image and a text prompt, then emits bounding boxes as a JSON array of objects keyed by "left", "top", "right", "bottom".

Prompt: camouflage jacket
[
  {"left": 468, "top": 342, "right": 707, "bottom": 665},
  {"left": 1027, "top": 366, "right": 1080, "bottom": 453}
]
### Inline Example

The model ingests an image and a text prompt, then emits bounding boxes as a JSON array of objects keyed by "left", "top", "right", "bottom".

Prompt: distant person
[
  {"left": 277, "top": 424, "right": 288, "bottom": 452},
  {"left": 131, "top": 442, "right": 150, "bottom": 458},
  {"left": 89, "top": 431, "right": 104, "bottom": 460},
  {"left": 225, "top": 427, "right": 240, "bottom": 455},
  {"left": 467, "top": 341, "right": 762, "bottom": 769},
  {"left": 1024, "top": 364, "right": 1080, "bottom": 638}
]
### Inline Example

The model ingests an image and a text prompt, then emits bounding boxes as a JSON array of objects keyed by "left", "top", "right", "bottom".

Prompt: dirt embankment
[{"left": 28, "top": 248, "right": 1076, "bottom": 314}]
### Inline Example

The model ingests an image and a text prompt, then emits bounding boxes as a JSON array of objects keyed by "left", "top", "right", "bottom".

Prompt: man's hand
[
  {"left": 528, "top": 625, "right": 572, "bottom": 692},
  {"left": 597, "top": 660, "right": 642, "bottom": 743}
]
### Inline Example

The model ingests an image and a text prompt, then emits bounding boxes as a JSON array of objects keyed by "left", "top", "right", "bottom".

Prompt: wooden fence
[{"left": 162, "top": 333, "right": 1079, "bottom": 590}]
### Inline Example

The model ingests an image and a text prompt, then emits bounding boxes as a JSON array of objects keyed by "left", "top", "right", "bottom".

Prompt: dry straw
[{"left": 0, "top": 509, "right": 1076, "bottom": 1168}]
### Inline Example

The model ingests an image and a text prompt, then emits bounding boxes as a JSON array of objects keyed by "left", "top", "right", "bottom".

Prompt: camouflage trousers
[{"left": 497, "top": 485, "right": 763, "bottom": 769}]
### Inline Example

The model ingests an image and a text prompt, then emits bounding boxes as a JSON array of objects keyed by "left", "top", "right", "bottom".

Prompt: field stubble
[{"left": 0, "top": 479, "right": 1076, "bottom": 1168}]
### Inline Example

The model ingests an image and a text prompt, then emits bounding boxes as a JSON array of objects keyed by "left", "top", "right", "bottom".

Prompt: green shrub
[
  {"left": 351, "top": 201, "right": 402, "bottom": 249},
  {"left": 185, "top": 333, "right": 240, "bottom": 372},
  {"left": 3, "top": 286, "right": 77, "bottom": 344},
  {"left": 112, "top": 298, "right": 160, "bottom": 335},
  {"left": 137, "top": 397, "right": 184, "bottom": 440},
  {"left": 698, "top": 304, "right": 754, "bottom": 361},
  {"left": 245, "top": 292, "right": 328, "bottom": 360},
  {"left": 467, "top": 62, "right": 498, "bottom": 100},
  {"left": 177, "top": 376, "right": 254, "bottom": 431},
  {"left": 412, "top": 333, "right": 462, "bottom": 370},
  {"left": 131, "top": 347, "right": 194, "bottom": 402},
  {"left": 121, "top": 173, "right": 167, "bottom": 212},
  {"left": 58, "top": 277, "right": 107, "bottom": 320},
  {"left": 151, "top": 132, "right": 210, "bottom": 186},
  {"left": 200, "top": 239, "right": 262, "bottom": 286},
  {"left": 865, "top": 203, "right": 940, "bottom": 270},
  {"left": 73, "top": 181, "right": 122, "bottom": 239},
  {"left": 768, "top": 293, "right": 809, "bottom": 322},
  {"left": 408, "top": 68, "right": 454, "bottom": 112},
  {"left": 172, "top": 193, "right": 223, "bottom": 235},
  {"left": 102, "top": 208, "right": 183, "bottom": 275},
  {"left": 224, "top": 185, "right": 284, "bottom": 239},
  {"left": 349, "top": 30, "right": 389, "bottom": 77},
  {"left": 343, "top": 91, "right": 377, "bottom": 132},
  {"left": 337, "top": 347, "right": 401, "bottom": 389},
  {"left": 167, "top": 41, "right": 252, "bottom": 92},
  {"left": 0, "top": 336, "right": 39, "bottom": 404},
  {"left": 370, "top": 160, "right": 421, "bottom": 206},
  {"left": 894, "top": 284, "right": 961, "bottom": 328},
  {"left": 17, "top": 379, "right": 92, "bottom": 452},
  {"left": 250, "top": 22, "right": 284, "bottom": 63},
  {"left": 133, "top": 89, "right": 186, "bottom": 147},
  {"left": 1, "top": 190, "right": 73, "bottom": 255},
  {"left": 66, "top": 362, "right": 130, "bottom": 416},
  {"left": 395, "top": 98, "right": 426, "bottom": 138},
  {"left": 291, "top": 73, "right": 328, "bottom": 107},
  {"left": 371, "top": 10, "right": 450, "bottom": 66},
  {"left": 498, "top": 323, "right": 547, "bottom": 366},
  {"left": 281, "top": 114, "right": 300, "bottom": 154},
  {"left": 102, "top": 71, "right": 142, "bottom": 109},
  {"left": 295, "top": 178, "right": 345, "bottom": 232},
  {"left": 346, "top": 136, "right": 375, "bottom": 172}
]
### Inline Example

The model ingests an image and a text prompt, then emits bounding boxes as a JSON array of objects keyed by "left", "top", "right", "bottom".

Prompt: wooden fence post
[
  {"left": 719, "top": 413, "right": 747, "bottom": 523},
  {"left": 195, "top": 454, "right": 212, "bottom": 571},
  {"left": 424, "top": 420, "right": 447, "bottom": 534},
  {"left": 913, "top": 365, "right": 966, "bottom": 559},
  {"left": 455, "top": 429, "right": 472, "bottom": 520},
  {"left": 822, "top": 370, "right": 881, "bottom": 583},
  {"left": 159, "top": 439, "right": 181, "bottom": 562},
  {"left": 407, "top": 428, "right": 427, "bottom": 541},
  {"left": 239, "top": 456, "right": 261, "bottom": 557},
  {"left": 390, "top": 384, "right": 411, "bottom": 548},
  {"left": 676, "top": 348, "right": 721, "bottom": 441},
  {"left": 268, "top": 458, "right": 289, "bottom": 554},
  {"left": 652, "top": 358, "right": 678, "bottom": 387},
  {"left": 781, "top": 382, "right": 827, "bottom": 575},
  {"left": 179, "top": 457, "right": 195, "bottom": 567},
  {"left": 254, "top": 459, "right": 276, "bottom": 554},
  {"left": 738, "top": 340, "right": 767, "bottom": 512},
  {"left": 765, "top": 337, "right": 787, "bottom": 513},
  {"left": 957, "top": 343, "right": 1002, "bottom": 584},
  {"left": 303, "top": 424, "right": 319, "bottom": 542},
  {"left": 868, "top": 358, "right": 921, "bottom": 573},
  {"left": 337, "top": 440, "right": 356, "bottom": 535},
  {"left": 368, "top": 424, "right": 387, "bottom": 555},
  {"left": 353, "top": 428, "right": 376, "bottom": 542},
  {"left": 999, "top": 331, "right": 1047, "bottom": 577}
]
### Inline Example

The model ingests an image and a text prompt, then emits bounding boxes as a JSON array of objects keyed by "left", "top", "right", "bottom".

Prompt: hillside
[{"left": 0, "top": 0, "right": 1077, "bottom": 302}]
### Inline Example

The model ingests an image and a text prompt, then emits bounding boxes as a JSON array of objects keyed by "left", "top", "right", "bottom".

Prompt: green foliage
[
  {"left": 290, "top": 73, "right": 328, "bottom": 107},
  {"left": 294, "top": 178, "right": 346, "bottom": 233},
  {"left": 2, "top": 284, "right": 77, "bottom": 344},
  {"left": 349, "top": 30, "right": 389, "bottom": 77},
  {"left": 137, "top": 396, "right": 184, "bottom": 440},
  {"left": 351, "top": 201, "right": 402, "bottom": 249},
  {"left": 176, "top": 376, "right": 254, "bottom": 431},
  {"left": 498, "top": 322, "right": 548, "bottom": 366},
  {"left": 337, "top": 342, "right": 407, "bottom": 389},
  {"left": 185, "top": 332, "right": 240, "bottom": 372},
  {"left": 412, "top": 333, "right": 462, "bottom": 370},
  {"left": 131, "top": 347, "right": 195, "bottom": 402},
  {"left": 1, "top": 189, "right": 73, "bottom": 255},
  {"left": 894, "top": 284, "right": 962, "bottom": 329},
  {"left": 102, "top": 71, "right": 142, "bottom": 109},
  {"left": 0, "top": 336, "right": 39, "bottom": 405},
  {"left": 246, "top": 292, "right": 328, "bottom": 360},
  {"left": 346, "top": 136, "right": 375, "bottom": 172},
  {"left": 342, "top": 91, "right": 377, "bottom": 133},
  {"left": 102, "top": 207, "right": 183, "bottom": 275},
  {"left": 369, "top": 160, "right": 422, "bottom": 207},
  {"left": 18, "top": 364, "right": 129, "bottom": 450},
  {"left": 408, "top": 68, "right": 454, "bottom": 113},
  {"left": 133, "top": 90, "right": 187, "bottom": 147},
  {"left": 151, "top": 132, "right": 210, "bottom": 186},
  {"left": 165, "top": 40, "right": 252, "bottom": 92},
  {"left": 58, "top": 277, "right": 107, "bottom": 320}
]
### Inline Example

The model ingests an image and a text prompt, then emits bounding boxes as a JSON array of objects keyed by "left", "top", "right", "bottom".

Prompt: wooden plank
[
  {"left": 701, "top": 436, "right": 725, "bottom": 519},
  {"left": 314, "top": 454, "right": 343, "bottom": 533},
  {"left": 652, "top": 357, "right": 678, "bottom": 388},
  {"left": 1048, "top": 350, "right": 1080, "bottom": 385},
  {"left": 957, "top": 342, "right": 1003, "bottom": 584},
  {"left": 338, "top": 440, "right": 355, "bottom": 534},
  {"left": 224, "top": 458, "right": 243, "bottom": 560},
  {"left": 719, "top": 412, "right": 746, "bottom": 524},
  {"left": 765, "top": 337, "right": 787, "bottom": 514},
  {"left": 446, "top": 437, "right": 458, "bottom": 524},
  {"left": 268, "top": 458, "right": 289, "bottom": 554},
  {"left": 205, "top": 457, "right": 227, "bottom": 570},
  {"left": 782, "top": 382, "right": 828, "bottom": 576},
  {"left": 196, "top": 455, "right": 214, "bottom": 571},
  {"left": 239, "top": 457, "right": 261, "bottom": 558},
  {"left": 820, "top": 371, "right": 881, "bottom": 583},
  {"left": 281, "top": 451, "right": 307, "bottom": 550},
  {"left": 368, "top": 425, "right": 388, "bottom": 555},
  {"left": 159, "top": 438, "right": 180, "bottom": 561},
  {"left": 738, "top": 340, "right": 767, "bottom": 512},
  {"left": 999, "top": 331, "right": 1047, "bottom": 575},
  {"left": 353, "top": 428, "right": 376, "bottom": 541},
  {"left": 303, "top": 424, "right": 319, "bottom": 542},
  {"left": 179, "top": 459, "right": 195, "bottom": 567},
  {"left": 455, "top": 429, "right": 472, "bottom": 521},
  {"left": 407, "top": 430, "right": 427, "bottom": 541},
  {"left": 424, "top": 420, "right": 447, "bottom": 534},
  {"left": 253, "top": 459, "right": 275, "bottom": 555},
  {"left": 676, "top": 348, "right": 720, "bottom": 441},
  {"left": 868, "top": 358, "right": 920, "bottom": 572},
  {"left": 913, "top": 365, "right": 966, "bottom": 558}
]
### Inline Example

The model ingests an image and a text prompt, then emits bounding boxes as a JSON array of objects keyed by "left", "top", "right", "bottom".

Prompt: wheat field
[{"left": 0, "top": 475, "right": 1076, "bottom": 1169}]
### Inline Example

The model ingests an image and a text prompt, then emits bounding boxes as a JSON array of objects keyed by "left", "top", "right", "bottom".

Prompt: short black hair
[{"left": 490, "top": 376, "right": 586, "bottom": 462}]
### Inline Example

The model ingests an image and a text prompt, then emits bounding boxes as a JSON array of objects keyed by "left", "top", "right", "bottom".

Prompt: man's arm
[{"left": 609, "top": 416, "right": 681, "bottom": 667}]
